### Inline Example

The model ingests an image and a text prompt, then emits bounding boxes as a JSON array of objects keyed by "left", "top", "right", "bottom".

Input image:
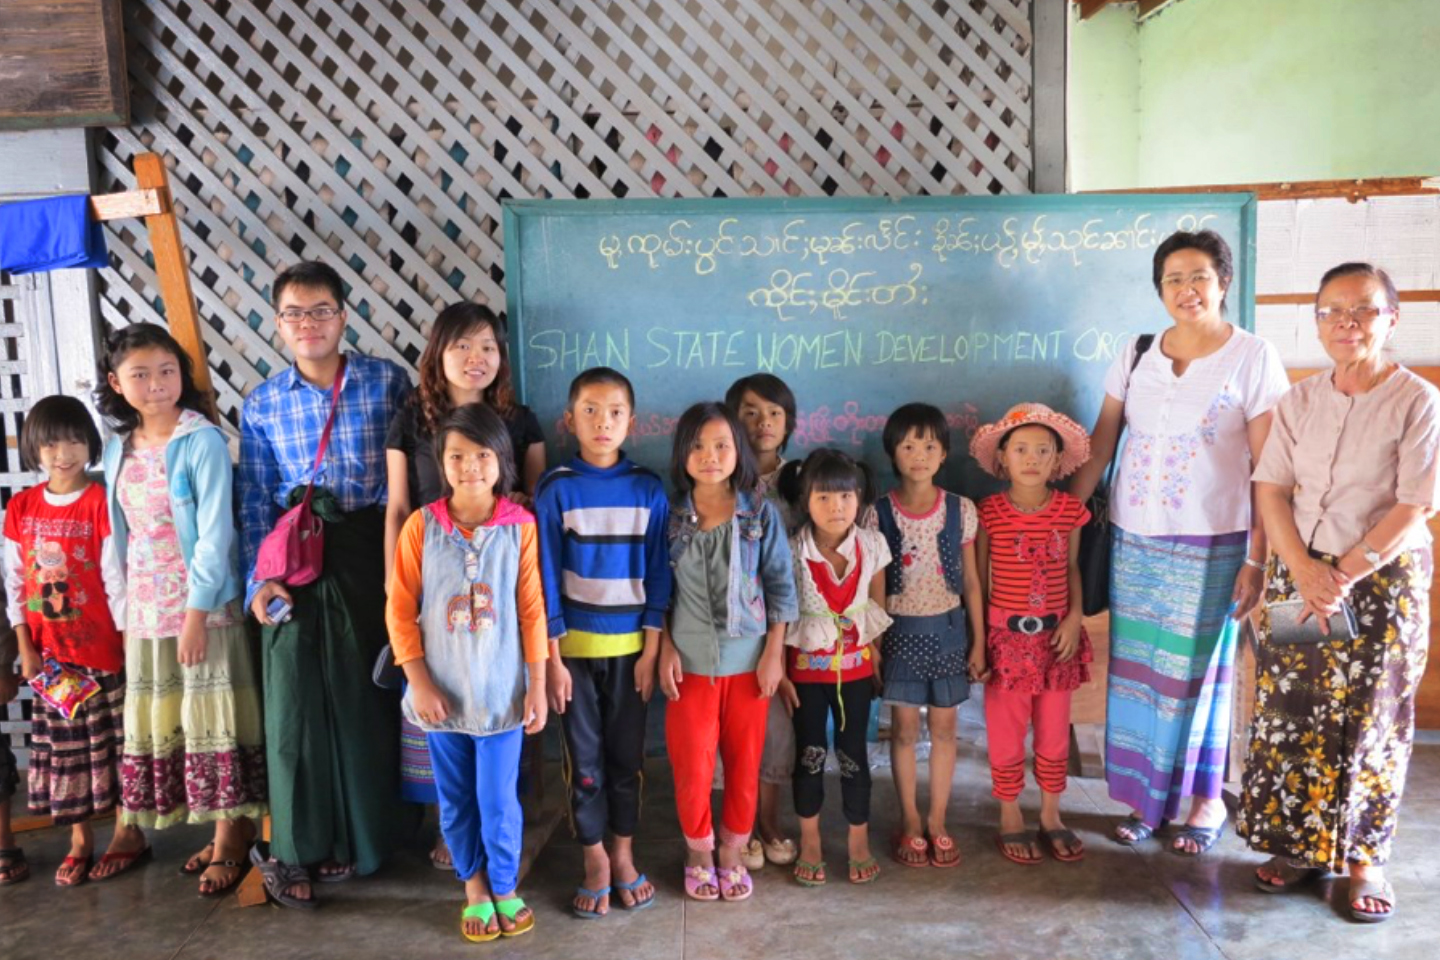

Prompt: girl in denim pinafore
[
  {"left": 658, "top": 403, "right": 797, "bottom": 903},
  {"left": 385, "top": 405, "right": 548, "bottom": 942}
]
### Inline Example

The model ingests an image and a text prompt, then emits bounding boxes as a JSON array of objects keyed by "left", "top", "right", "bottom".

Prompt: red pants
[
  {"left": 985, "top": 685, "right": 1072, "bottom": 801},
  {"left": 665, "top": 671, "right": 769, "bottom": 851}
]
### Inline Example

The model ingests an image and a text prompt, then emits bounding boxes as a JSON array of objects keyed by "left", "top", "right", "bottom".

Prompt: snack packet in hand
[{"left": 30, "top": 657, "right": 101, "bottom": 719}]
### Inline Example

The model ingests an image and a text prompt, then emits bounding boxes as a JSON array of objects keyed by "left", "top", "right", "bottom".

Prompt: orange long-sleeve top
[{"left": 386, "top": 501, "right": 549, "bottom": 667}]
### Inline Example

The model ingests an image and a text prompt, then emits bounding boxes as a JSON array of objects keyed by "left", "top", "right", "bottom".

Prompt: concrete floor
[{"left": 2, "top": 738, "right": 1437, "bottom": 960}]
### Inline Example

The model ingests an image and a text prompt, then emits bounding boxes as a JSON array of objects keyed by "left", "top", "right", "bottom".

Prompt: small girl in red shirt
[
  {"left": 969, "top": 404, "right": 1093, "bottom": 867},
  {"left": 777, "top": 449, "right": 891, "bottom": 887}
]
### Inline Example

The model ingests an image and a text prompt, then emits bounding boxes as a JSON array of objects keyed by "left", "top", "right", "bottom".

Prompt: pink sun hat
[{"left": 969, "top": 402, "right": 1092, "bottom": 479}]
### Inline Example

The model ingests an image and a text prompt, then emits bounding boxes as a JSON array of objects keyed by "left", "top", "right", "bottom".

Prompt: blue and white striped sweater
[{"left": 534, "top": 454, "right": 672, "bottom": 640}]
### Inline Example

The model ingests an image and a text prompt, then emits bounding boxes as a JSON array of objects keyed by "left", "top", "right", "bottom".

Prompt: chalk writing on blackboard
[
  {"left": 525, "top": 326, "right": 1131, "bottom": 375},
  {"left": 598, "top": 212, "right": 1220, "bottom": 275}
]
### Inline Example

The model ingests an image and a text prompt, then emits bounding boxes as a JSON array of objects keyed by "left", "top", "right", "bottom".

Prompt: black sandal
[
  {"left": 1112, "top": 815, "right": 1166, "bottom": 846},
  {"left": 199, "top": 856, "right": 251, "bottom": 899},
  {"left": 0, "top": 847, "right": 29, "bottom": 886},
  {"left": 249, "top": 842, "right": 317, "bottom": 910},
  {"left": 1169, "top": 819, "right": 1227, "bottom": 857},
  {"left": 180, "top": 841, "right": 215, "bottom": 876}
]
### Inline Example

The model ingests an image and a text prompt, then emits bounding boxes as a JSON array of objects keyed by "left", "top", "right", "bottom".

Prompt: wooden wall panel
[{"left": 0, "top": 0, "right": 128, "bottom": 129}]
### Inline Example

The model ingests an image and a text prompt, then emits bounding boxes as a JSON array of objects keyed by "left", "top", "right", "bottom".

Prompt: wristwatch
[{"left": 1361, "top": 540, "right": 1384, "bottom": 569}]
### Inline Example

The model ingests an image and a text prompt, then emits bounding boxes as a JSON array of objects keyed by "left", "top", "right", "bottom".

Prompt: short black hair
[
  {"left": 432, "top": 403, "right": 519, "bottom": 499},
  {"left": 274, "top": 261, "right": 345, "bottom": 308},
  {"left": 881, "top": 403, "right": 950, "bottom": 475},
  {"left": 94, "top": 322, "right": 214, "bottom": 433},
  {"left": 776, "top": 447, "right": 877, "bottom": 522},
  {"left": 1317, "top": 261, "right": 1400, "bottom": 313},
  {"left": 567, "top": 366, "right": 635, "bottom": 410},
  {"left": 725, "top": 373, "right": 798, "bottom": 453},
  {"left": 1152, "top": 229, "right": 1235, "bottom": 314},
  {"left": 21, "top": 395, "right": 102, "bottom": 471},
  {"left": 670, "top": 402, "right": 759, "bottom": 495}
]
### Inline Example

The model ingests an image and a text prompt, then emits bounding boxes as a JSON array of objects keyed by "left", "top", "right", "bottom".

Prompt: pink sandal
[
  {"left": 684, "top": 864, "right": 719, "bottom": 902},
  {"left": 718, "top": 865, "right": 753, "bottom": 902}
]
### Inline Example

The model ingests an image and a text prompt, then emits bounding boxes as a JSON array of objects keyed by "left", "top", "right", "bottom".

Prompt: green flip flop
[
  {"left": 495, "top": 896, "right": 535, "bottom": 937},
  {"left": 462, "top": 902, "right": 500, "bottom": 943}
]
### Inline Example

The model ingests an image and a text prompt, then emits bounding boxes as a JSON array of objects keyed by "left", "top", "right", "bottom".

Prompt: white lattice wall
[{"left": 95, "top": 0, "right": 1046, "bottom": 422}]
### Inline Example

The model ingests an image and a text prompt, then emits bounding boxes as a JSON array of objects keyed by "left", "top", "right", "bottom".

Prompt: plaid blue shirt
[{"left": 238, "top": 353, "right": 411, "bottom": 605}]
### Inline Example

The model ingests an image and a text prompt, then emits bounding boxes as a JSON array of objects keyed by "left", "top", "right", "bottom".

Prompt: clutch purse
[{"left": 1265, "top": 598, "right": 1358, "bottom": 645}]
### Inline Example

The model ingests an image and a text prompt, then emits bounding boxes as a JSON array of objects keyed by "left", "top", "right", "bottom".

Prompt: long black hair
[
  {"left": 669, "top": 401, "right": 758, "bottom": 495},
  {"left": 94, "top": 322, "right": 213, "bottom": 432},
  {"left": 776, "top": 447, "right": 877, "bottom": 525},
  {"left": 725, "top": 373, "right": 798, "bottom": 454},
  {"left": 433, "top": 403, "right": 519, "bottom": 498}
]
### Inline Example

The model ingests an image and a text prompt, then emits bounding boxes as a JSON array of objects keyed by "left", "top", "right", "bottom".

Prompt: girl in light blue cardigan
[{"left": 98, "top": 323, "right": 266, "bottom": 898}]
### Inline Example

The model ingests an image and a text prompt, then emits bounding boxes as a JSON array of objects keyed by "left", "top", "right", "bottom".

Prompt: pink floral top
[{"left": 118, "top": 445, "right": 238, "bottom": 638}]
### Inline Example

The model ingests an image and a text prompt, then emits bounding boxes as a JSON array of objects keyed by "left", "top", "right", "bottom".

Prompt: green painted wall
[{"left": 1071, "top": 0, "right": 1440, "bottom": 190}]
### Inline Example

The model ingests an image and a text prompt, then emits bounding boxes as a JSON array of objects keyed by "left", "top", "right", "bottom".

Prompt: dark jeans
[{"left": 559, "top": 653, "right": 647, "bottom": 846}]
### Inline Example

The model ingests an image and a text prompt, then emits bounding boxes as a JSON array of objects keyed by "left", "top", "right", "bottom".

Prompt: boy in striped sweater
[{"left": 536, "top": 368, "right": 671, "bottom": 919}]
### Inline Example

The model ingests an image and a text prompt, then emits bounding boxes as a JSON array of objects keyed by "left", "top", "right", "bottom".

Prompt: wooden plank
[
  {"left": 131, "top": 153, "right": 218, "bottom": 420},
  {"left": 1078, "top": 0, "right": 1113, "bottom": 21},
  {"left": 89, "top": 188, "right": 166, "bottom": 221},
  {"left": 1090, "top": 176, "right": 1440, "bottom": 203},
  {"left": 1032, "top": 0, "right": 1068, "bottom": 192},
  {"left": 1258, "top": 290, "right": 1440, "bottom": 306},
  {"left": 1137, "top": 0, "right": 1172, "bottom": 17},
  {"left": 0, "top": 0, "right": 129, "bottom": 129}
]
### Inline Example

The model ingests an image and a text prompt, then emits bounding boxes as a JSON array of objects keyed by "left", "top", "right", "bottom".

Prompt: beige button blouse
[{"left": 1252, "top": 366, "right": 1440, "bottom": 556}]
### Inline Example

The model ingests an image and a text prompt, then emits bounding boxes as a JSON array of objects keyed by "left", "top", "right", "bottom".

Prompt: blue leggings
[{"left": 428, "top": 728, "right": 524, "bottom": 891}]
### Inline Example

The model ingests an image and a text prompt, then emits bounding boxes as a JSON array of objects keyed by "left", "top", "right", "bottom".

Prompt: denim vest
[
  {"left": 667, "top": 489, "right": 799, "bottom": 638},
  {"left": 874, "top": 492, "right": 964, "bottom": 599},
  {"left": 407, "top": 504, "right": 527, "bottom": 737}
]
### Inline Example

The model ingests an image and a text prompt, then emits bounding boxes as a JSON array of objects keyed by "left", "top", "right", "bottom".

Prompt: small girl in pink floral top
[{"left": 99, "top": 323, "right": 266, "bottom": 897}]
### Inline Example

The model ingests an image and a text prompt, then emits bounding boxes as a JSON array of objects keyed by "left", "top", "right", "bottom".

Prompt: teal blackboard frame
[{"left": 503, "top": 193, "right": 1257, "bottom": 492}]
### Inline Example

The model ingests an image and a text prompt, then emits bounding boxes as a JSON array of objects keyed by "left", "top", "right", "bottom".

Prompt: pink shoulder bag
[{"left": 253, "top": 359, "right": 345, "bottom": 587}]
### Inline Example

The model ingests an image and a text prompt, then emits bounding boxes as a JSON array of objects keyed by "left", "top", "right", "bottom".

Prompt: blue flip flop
[
  {"left": 615, "top": 873, "right": 655, "bottom": 911},
  {"left": 572, "top": 884, "right": 611, "bottom": 920}
]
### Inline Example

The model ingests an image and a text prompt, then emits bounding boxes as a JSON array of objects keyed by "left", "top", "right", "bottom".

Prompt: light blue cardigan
[{"left": 102, "top": 409, "right": 243, "bottom": 613}]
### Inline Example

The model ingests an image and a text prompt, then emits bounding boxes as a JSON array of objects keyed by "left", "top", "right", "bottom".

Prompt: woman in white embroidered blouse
[{"left": 1071, "top": 229, "right": 1289, "bottom": 856}]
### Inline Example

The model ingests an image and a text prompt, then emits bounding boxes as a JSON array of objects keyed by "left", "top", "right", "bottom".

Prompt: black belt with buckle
[{"left": 1007, "top": 614, "right": 1059, "bottom": 635}]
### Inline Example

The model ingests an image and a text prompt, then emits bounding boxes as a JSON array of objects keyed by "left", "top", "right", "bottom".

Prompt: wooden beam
[
  {"left": 130, "top": 153, "right": 218, "bottom": 419},
  {"left": 1137, "top": 0, "right": 1172, "bottom": 18},
  {"left": 1088, "top": 176, "right": 1440, "bottom": 203},
  {"left": 1258, "top": 290, "right": 1440, "bottom": 306},
  {"left": 1078, "top": 0, "right": 1113, "bottom": 21},
  {"left": 89, "top": 188, "right": 167, "bottom": 221}
]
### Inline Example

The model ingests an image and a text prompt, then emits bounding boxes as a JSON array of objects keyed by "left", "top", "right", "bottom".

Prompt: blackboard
[{"left": 502, "top": 194, "right": 1257, "bottom": 495}]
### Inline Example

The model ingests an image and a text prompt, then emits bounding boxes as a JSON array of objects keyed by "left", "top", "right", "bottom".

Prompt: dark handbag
[
  {"left": 1078, "top": 334, "right": 1154, "bottom": 616},
  {"left": 1265, "top": 598, "right": 1358, "bottom": 645},
  {"left": 252, "top": 359, "right": 346, "bottom": 587}
]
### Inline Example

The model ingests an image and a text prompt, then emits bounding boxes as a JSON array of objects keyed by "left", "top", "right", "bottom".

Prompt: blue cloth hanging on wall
[{"left": 0, "top": 194, "right": 109, "bottom": 274}]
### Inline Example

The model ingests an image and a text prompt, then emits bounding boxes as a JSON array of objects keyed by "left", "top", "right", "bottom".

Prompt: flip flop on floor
[
  {"left": 1037, "top": 828, "right": 1085, "bottom": 863},
  {"left": 250, "top": 844, "right": 317, "bottom": 911},
  {"left": 1169, "top": 820, "right": 1227, "bottom": 857},
  {"left": 892, "top": 833, "right": 929, "bottom": 868},
  {"left": 1349, "top": 877, "right": 1397, "bottom": 923},
  {"left": 1253, "top": 856, "right": 1324, "bottom": 894},
  {"left": 1112, "top": 815, "right": 1166, "bottom": 846},
  {"left": 615, "top": 873, "right": 655, "bottom": 910},
  {"left": 89, "top": 845, "right": 153, "bottom": 882},
  {"left": 495, "top": 895, "right": 536, "bottom": 937},
  {"left": 462, "top": 902, "right": 501, "bottom": 943},
  {"left": 928, "top": 832, "right": 961, "bottom": 869},
  {"left": 180, "top": 841, "right": 214, "bottom": 876},
  {"left": 996, "top": 833, "right": 1041, "bottom": 866},
  {"left": 199, "top": 856, "right": 251, "bottom": 899},
  {"left": 0, "top": 847, "right": 30, "bottom": 886},
  {"left": 793, "top": 859, "right": 826, "bottom": 887},
  {"left": 847, "top": 857, "right": 879, "bottom": 884},
  {"left": 572, "top": 884, "right": 611, "bottom": 919}
]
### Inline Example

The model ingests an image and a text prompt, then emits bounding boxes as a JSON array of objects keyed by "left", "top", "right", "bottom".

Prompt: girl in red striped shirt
[{"left": 969, "top": 404, "right": 1093, "bottom": 867}]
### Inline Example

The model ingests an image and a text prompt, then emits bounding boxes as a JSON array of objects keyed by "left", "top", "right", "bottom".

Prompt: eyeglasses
[
  {"left": 277, "top": 306, "right": 342, "bottom": 324},
  {"left": 1315, "top": 305, "right": 1393, "bottom": 325},
  {"left": 1160, "top": 271, "right": 1218, "bottom": 289}
]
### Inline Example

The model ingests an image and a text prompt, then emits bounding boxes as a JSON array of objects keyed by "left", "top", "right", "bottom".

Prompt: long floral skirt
[
  {"left": 119, "top": 615, "right": 268, "bottom": 828},
  {"left": 1237, "top": 548, "right": 1432, "bottom": 869}
]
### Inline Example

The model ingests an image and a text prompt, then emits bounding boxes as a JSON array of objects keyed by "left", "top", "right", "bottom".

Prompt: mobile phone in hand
[{"left": 266, "top": 596, "right": 293, "bottom": 624}]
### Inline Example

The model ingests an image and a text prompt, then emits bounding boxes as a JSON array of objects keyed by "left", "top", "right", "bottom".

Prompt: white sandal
[{"left": 762, "top": 837, "right": 798, "bottom": 866}]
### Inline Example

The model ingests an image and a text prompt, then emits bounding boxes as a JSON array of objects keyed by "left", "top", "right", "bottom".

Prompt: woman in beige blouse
[{"left": 1238, "top": 262, "right": 1440, "bottom": 924}]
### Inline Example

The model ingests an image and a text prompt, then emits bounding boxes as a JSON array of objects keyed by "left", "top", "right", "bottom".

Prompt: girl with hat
[{"left": 969, "top": 403, "right": 1093, "bottom": 866}]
